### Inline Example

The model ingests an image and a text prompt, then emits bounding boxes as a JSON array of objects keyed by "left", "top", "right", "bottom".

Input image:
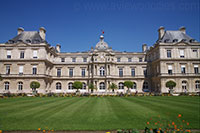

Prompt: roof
[
  {"left": 157, "top": 30, "right": 196, "bottom": 43},
  {"left": 95, "top": 35, "right": 110, "bottom": 51},
  {"left": 6, "top": 31, "right": 46, "bottom": 44}
]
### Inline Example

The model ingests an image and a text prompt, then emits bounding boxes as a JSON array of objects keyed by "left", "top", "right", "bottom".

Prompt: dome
[{"left": 95, "top": 35, "right": 109, "bottom": 50}]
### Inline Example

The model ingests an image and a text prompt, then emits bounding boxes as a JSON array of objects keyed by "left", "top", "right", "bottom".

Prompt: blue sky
[{"left": 0, "top": 0, "right": 199, "bottom": 52}]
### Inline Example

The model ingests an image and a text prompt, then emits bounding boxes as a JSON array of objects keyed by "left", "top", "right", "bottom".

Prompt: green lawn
[{"left": 0, "top": 96, "right": 199, "bottom": 131}]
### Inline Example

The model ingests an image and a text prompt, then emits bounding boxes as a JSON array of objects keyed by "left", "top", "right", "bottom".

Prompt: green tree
[
  {"left": 30, "top": 81, "right": 40, "bottom": 95},
  {"left": 124, "top": 81, "right": 133, "bottom": 93},
  {"left": 108, "top": 83, "right": 118, "bottom": 92},
  {"left": 72, "top": 81, "right": 83, "bottom": 92},
  {"left": 166, "top": 80, "right": 176, "bottom": 94},
  {"left": 88, "top": 83, "right": 96, "bottom": 93}
]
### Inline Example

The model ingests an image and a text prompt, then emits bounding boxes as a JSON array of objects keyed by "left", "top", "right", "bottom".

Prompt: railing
[
  {"left": 158, "top": 73, "right": 200, "bottom": 77},
  {"left": 1, "top": 74, "right": 51, "bottom": 78}
]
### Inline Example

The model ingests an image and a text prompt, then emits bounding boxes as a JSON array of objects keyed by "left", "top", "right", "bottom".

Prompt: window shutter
[
  {"left": 194, "top": 65, "right": 198, "bottom": 68},
  {"left": 181, "top": 65, "right": 185, "bottom": 68},
  {"left": 33, "top": 51, "right": 37, "bottom": 57},
  {"left": 180, "top": 50, "right": 184, "bottom": 56},
  {"left": 19, "top": 66, "right": 23, "bottom": 73},
  {"left": 168, "top": 65, "right": 172, "bottom": 70}
]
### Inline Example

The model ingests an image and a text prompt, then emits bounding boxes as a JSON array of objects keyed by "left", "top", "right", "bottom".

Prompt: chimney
[
  {"left": 56, "top": 44, "right": 61, "bottom": 52},
  {"left": 158, "top": 26, "right": 165, "bottom": 39},
  {"left": 39, "top": 27, "right": 46, "bottom": 40},
  {"left": 17, "top": 27, "right": 24, "bottom": 35},
  {"left": 142, "top": 44, "right": 147, "bottom": 52},
  {"left": 179, "top": 26, "right": 186, "bottom": 34}
]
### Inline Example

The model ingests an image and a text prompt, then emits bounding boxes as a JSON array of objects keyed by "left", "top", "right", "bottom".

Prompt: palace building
[{"left": 0, "top": 27, "right": 199, "bottom": 94}]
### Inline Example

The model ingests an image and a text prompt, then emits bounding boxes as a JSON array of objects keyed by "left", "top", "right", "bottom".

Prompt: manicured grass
[{"left": 0, "top": 96, "right": 199, "bottom": 131}]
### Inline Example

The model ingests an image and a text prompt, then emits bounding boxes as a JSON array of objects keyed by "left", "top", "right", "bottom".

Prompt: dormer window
[
  {"left": 173, "top": 39, "right": 178, "bottom": 42},
  {"left": 181, "top": 39, "right": 186, "bottom": 42},
  {"left": 33, "top": 39, "right": 40, "bottom": 43},
  {"left": 8, "top": 40, "right": 14, "bottom": 44},
  {"left": 17, "top": 40, "right": 23, "bottom": 43},
  {"left": 189, "top": 39, "right": 195, "bottom": 43},
  {"left": 164, "top": 39, "right": 170, "bottom": 43},
  {"left": 26, "top": 39, "right": 31, "bottom": 43}
]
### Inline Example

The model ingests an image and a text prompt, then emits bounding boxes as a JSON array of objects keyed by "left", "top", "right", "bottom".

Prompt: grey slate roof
[
  {"left": 6, "top": 31, "right": 46, "bottom": 44},
  {"left": 157, "top": 30, "right": 196, "bottom": 43}
]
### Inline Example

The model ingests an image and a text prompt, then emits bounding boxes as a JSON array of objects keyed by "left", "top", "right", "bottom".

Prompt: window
[
  {"left": 139, "top": 58, "right": 143, "bottom": 62},
  {"left": 57, "top": 68, "right": 61, "bottom": 77},
  {"left": 143, "top": 82, "right": 148, "bottom": 90},
  {"left": 194, "top": 65, "right": 199, "bottom": 74},
  {"left": 119, "top": 68, "right": 123, "bottom": 77},
  {"left": 182, "top": 81, "right": 187, "bottom": 92},
  {"left": 179, "top": 50, "right": 184, "bottom": 58},
  {"left": 195, "top": 81, "right": 200, "bottom": 90},
  {"left": 132, "top": 82, "right": 137, "bottom": 89},
  {"left": 82, "top": 82, "right": 86, "bottom": 90},
  {"left": 83, "top": 58, "right": 87, "bottom": 62},
  {"left": 6, "top": 66, "right": 10, "bottom": 75},
  {"left": 18, "top": 82, "right": 23, "bottom": 90},
  {"left": 173, "top": 39, "right": 178, "bottom": 42},
  {"left": 143, "top": 68, "right": 147, "bottom": 76},
  {"left": 69, "top": 68, "right": 73, "bottom": 77},
  {"left": 33, "top": 50, "right": 37, "bottom": 58},
  {"left": 99, "top": 82, "right": 105, "bottom": 90},
  {"left": 82, "top": 68, "right": 85, "bottom": 77},
  {"left": 100, "top": 66, "right": 105, "bottom": 76},
  {"left": 117, "top": 58, "right": 121, "bottom": 62},
  {"left": 131, "top": 68, "right": 135, "bottom": 77},
  {"left": 68, "top": 82, "right": 73, "bottom": 90},
  {"left": 128, "top": 58, "right": 132, "bottom": 62},
  {"left": 167, "top": 50, "right": 171, "bottom": 58},
  {"left": 4, "top": 82, "right": 9, "bottom": 90},
  {"left": 7, "top": 51, "right": 11, "bottom": 58},
  {"left": 19, "top": 66, "right": 23, "bottom": 74},
  {"left": 56, "top": 82, "right": 62, "bottom": 90},
  {"left": 72, "top": 57, "right": 76, "bottom": 62},
  {"left": 181, "top": 65, "right": 186, "bottom": 74},
  {"left": 20, "top": 51, "right": 24, "bottom": 59},
  {"left": 118, "top": 82, "right": 124, "bottom": 89},
  {"left": 61, "top": 58, "right": 65, "bottom": 62},
  {"left": 168, "top": 65, "right": 173, "bottom": 75},
  {"left": 32, "top": 66, "right": 37, "bottom": 75},
  {"left": 192, "top": 49, "right": 198, "bottom": 58}
]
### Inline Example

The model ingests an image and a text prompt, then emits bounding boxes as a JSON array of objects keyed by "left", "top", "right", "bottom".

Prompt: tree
[
  {"left": 30, "top": 81, "right": 40, "bottom": 95},
  {"left": 88, "top": 83, "right": 96, "bottom": 93},
  {"left": 108, "top": 83, "right": 118, "bottom": 92},
  {"left": 72, "top": 81, "right": 83, "bottom": 92},
  {"left": 124, "top": 81, "right": 133, "bottom": 93},
  {"left": 166, "top": 80, "right": 176, "bottom": 94}
]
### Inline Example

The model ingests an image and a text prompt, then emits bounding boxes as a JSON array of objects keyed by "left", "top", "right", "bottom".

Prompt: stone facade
[{"left": 0, "top": 27, "right": 199, "bottom": 94}]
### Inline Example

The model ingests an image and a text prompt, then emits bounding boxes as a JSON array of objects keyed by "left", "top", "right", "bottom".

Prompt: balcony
[
  {"left": 1, "top": 74, "right": 51, "bottom": 78},
  {"left": 158, "top": 73, "right": 200, "bottom": 77}
]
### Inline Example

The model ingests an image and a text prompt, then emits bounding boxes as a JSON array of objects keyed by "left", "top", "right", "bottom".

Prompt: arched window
[
  {"left": 68, "top": 82, "right": 73, "bottom": 90},
  {"left": 195, "top": 81, "right": 200, "bottom": 90},
  {"left": 182, "top": 81, "right": 187, "bottom": 92},
  {"left": 100, "top": 66, "right": 105, "bottom": 76},
  {"left": 118, "top": 82, "right": 124, "bottom": 89},
  {"left": 18, "top": 82, "right": 23, "bottom": 90},
  {"left": 82, "top": 82, "right": 86, "bottom": 90},
  {"left": 56, "top": 82, "right": 61, "bottom": 90},
  {"left": 173, "top": 39, "right": 178, "bottom": 42},
  {"left": 132, "top": 82, "right": 137, "bottom": 89},
  {"left": 99, "top": 82, "right": 105, "bottom": 90},
  {"left": 143, "top": 81, "right": 148, "bottom": 90},
  {"left": 4, "top": 82, "right": 9, "bottom": 90}
]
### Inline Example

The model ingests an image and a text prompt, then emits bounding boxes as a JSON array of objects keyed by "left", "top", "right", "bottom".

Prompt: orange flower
[
  {"left": 178, "top": 114, "right": 182, "bottom": 118},
  {"left": 147, "top": 122, "right": 150, "bottom": 125},
  {"left": 187, "top": 122, "right": 189, "bottom": 125},
  {"left": 172, "top": 122, "right": 175, "bottom": 125},
  {"left": 182, "top": 120, "right": 185, "bottom": 122},
  {"left": 159, "top": 128, "right": 162, "bottom": 130},
  {"left": 177, "top": 129, "right": 180, "bottom": 131},
  {"left": 186, "top": 130, "right": 191, "bottom": 132},
  {"left": 157, "top": 131, "right": 160, "bottom": 133},
  {"left": 174, "top": 125, "right": 177, "bottom": 129},
  {"left": 168, "top": 124, "right": 171, "bottom": 127},
  {"left": 150, "top": 118, "right": 152, "bottom": 120},
  {"left": 155, "top": 122, "right": 158, "bottom": 125},
  {"left": 43, "top": 130, "right": 46, "bottom": 133},
  {"left": 150, "top": 128, "right": 152, "bottom": 131},
  {"left": 0, "top": 130, "right": 2, "bottom": 133},
  {"left": 38, "top": 128, "right": 41, "bottom": 130}
]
